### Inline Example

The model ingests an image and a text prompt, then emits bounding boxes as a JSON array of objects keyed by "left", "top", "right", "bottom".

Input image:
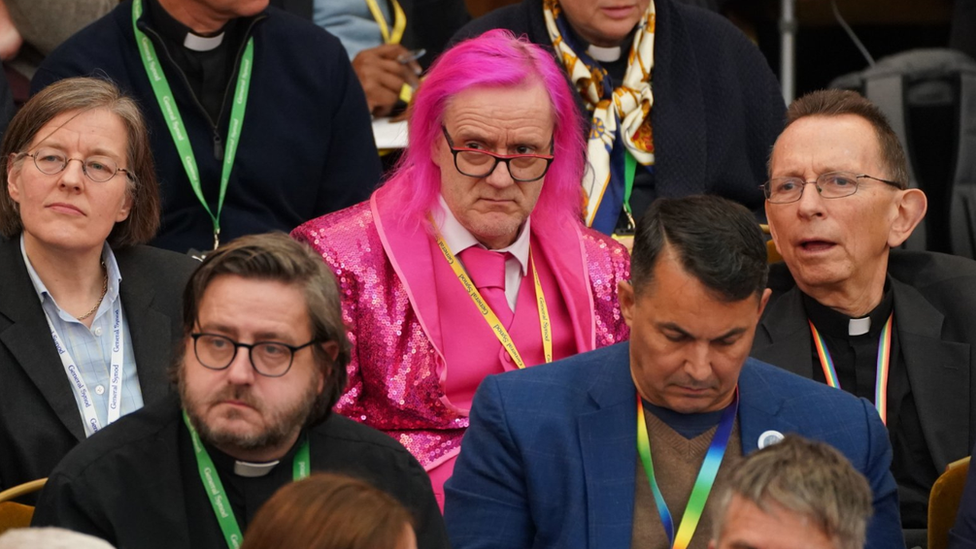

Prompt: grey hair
[{"left": 711, "top": 435, "right": 873, "bottom": 549}]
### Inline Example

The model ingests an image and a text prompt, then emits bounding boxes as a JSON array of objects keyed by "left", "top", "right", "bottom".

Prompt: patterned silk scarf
[{"left": 543, "top": 0, "right": 656, "bottom": 233}]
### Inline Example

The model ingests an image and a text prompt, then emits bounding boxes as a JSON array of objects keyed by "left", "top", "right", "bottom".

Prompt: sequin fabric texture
[{"left": 293, "top": 201, "right": 630, "bottom": 469}]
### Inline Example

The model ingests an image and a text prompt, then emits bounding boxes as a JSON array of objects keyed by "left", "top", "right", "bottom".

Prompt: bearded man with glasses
[
  {"left": 32, "top": 233, "right": 448, "bottom": 549},
  {"left": 752, "top": 88, "right": 976, "bottom": 538},
  {"left": 292, "top": 30, "right": 631, "bottom": 508}
]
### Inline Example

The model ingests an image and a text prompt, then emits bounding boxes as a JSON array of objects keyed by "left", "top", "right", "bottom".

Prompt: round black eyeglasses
[{"left": 191, "top": 333, "right": 318, "bottom": 378}]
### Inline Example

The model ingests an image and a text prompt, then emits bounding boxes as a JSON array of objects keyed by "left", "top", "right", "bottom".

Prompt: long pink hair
[{"left": 383, "top": 29, "right": 586, "bottom": 235}]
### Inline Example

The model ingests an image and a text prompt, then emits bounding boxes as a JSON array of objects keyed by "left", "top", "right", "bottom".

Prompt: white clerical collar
[
  {"left": 434, "top": 196, "right": 530, "bottom": 275},
  {"left": 184, "top": 32, "right": 225, "bottom": 52},
  {"left": 234, "top": 459, "right": 279, "bottom": 477},
  {"left": 587, "top": 44, "right": 622, "bottom": 62},
  {"left": 848, "top": 317, "right": 871, "bottom": 336}
]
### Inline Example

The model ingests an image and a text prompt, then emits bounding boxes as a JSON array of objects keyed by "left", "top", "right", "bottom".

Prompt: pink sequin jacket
[{"left": 292, "top": 186, "right": 630, "bottom": 470}]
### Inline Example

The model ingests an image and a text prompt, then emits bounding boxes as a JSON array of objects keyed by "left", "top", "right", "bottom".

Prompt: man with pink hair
[{"left": 292, "top": 30, "right": 630, "bottom": 506}]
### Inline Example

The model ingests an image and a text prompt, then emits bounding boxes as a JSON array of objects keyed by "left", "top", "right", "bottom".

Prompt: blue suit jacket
[{"left": 444, "top": 342, "right": 903, "bottom": 549}]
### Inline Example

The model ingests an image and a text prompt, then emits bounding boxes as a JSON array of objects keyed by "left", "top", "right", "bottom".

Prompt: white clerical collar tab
[
  {"left": 586, "top": 44, "right": 621, "bottom": 63},
  {"left": 234, "top": 459, "right": 279, "bottom": 477},
  {"left": 184, "top": 32, "right": 224, "bottom": 52},
  {"left": 849, "top": 317, "right": 871, "bottom": 336}
]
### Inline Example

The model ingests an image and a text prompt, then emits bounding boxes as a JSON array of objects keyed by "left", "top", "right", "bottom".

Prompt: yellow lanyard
[
  {"left": 364, "top": 0, "right": 406, "bottom": 44},
  {"left": 429, "top": 218, "right": 553, "bottom": 368}
]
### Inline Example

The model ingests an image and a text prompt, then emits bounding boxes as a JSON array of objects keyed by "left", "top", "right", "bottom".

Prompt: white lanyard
[{"left": 44, "top": 298, "right": 126, "bottom": 437}]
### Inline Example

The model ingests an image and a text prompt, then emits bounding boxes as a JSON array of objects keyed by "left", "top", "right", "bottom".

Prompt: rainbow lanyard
[
  {"left": 636, "top": 390, "right": 738, "bottom": 549},
  {"left": 808, "top": 313, "right": 893, "bottom": 425},
  {"left": 428, "top": 216, "right": 552, "bottom": 368}
]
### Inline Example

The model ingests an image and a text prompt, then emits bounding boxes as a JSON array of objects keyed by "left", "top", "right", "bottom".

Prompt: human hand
[{"left": 352, "top": 43, "right": 422, "bottom": 117}]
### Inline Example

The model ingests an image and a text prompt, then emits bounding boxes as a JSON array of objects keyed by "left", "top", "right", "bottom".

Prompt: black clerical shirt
[
  {"left": 178, "top": 426, "right": 299, "bottom": 547},
  {"left": 560, "top": 24, "right": 656, "bottom": 231},
  {"left": 803, "top": 283, "right": 935, "bottom": 527},
  {"left": 146, "top": 0, "right": 253, "bottom": 133}
]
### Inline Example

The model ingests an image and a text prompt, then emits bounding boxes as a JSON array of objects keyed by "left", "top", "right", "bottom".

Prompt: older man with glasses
[
  {"left": 752, "top": 88, "right": 976, "bottom": 538},
  {"left": 292, "top": 30, "right": 631, "bottom": 508}
]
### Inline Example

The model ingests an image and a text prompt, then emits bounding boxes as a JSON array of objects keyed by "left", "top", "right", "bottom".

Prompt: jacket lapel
[
  {"left": 370, "top": 186, "right": 445, "bottom": 355},
  {"left": 753, "top": 287, "right": 815, "bottom": 378},
  {"left": 579, "top": 344, "right": 638, "bottom": 549},
  {"left": 0, "top": 239, "right": 87, "bottom": 441},
  {"left": 890, "top": 278, "right": 971, "bottom": 469},
  {"left": 115, "top": 248, "right": 173, "bottom": 405},
  {"left": 532, "top": 221, "right": 597, "bottom": 353},
  {"left": 736, "top": 361, "right": 797, "bottom": 454}
]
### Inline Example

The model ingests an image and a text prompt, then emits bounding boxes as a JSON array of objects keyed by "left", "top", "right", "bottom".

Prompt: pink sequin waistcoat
[{"left": 292, "top": 187, "right": 630, "bottom": 469}]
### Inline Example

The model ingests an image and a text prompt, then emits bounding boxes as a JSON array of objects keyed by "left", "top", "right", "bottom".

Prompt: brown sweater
[{"left": 630, "top": 410, "right": 743, "bottom": 549}]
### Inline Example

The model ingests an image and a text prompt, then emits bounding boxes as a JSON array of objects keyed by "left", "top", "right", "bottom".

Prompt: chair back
[
  {"left": 0, "top": 478, "right": 48, "bottom": 535},
  {"left": 929, "top": 455, "right": 972, "bottom": 549},
  {"left": 0, "top": 502, "right": 35, "bottom": 535}
]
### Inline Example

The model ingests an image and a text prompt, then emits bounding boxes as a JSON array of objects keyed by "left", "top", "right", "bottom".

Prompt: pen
[{"left": 397, "top": 48, "right": 426, "bottom": 65}]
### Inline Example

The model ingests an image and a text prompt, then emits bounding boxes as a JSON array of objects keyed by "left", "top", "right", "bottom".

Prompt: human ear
[
  {"left": 618, "top": 280, "right": 636, "bottom": 328},
  {"left": 887, "top": 188, "right": 927, "bottom": 247}
]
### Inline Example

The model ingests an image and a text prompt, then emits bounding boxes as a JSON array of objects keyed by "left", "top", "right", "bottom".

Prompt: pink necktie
[{"left": 458, "top": 247, "right": 513, "bottom": 327}]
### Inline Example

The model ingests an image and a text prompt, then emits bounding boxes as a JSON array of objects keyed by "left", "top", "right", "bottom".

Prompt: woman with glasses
[
  {"left": 0, "top": 77, "right": 198, "bottom": 493},
  {"left": 292, "top": 30, "right": 631, "bottom": 507}
]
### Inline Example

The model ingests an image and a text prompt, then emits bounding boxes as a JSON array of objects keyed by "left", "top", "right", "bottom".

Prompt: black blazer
[
  {"left": 752, "top": 250, "right": 976, "bottom": 473},
  {"left": 0, "top": 237, "right": 198, "bottom": 491}
]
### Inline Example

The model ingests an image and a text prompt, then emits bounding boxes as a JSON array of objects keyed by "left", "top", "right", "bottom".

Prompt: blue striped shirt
[{"left": 21, "top": 236, "right": 144, "bottom": 437}]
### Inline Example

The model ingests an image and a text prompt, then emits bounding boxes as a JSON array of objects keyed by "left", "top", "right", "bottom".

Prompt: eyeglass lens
[
  {"left": 765, "top": 172, "right": 862, "bottom": 203},
  {"left": 455, "top": 150, "right": 550, "bottom": 181},
  {"left": 31, "top": 147, "right": 121, "bottom": 182},
  {"left": 194, "top": 334, "right": 294, "bottom": 376}
]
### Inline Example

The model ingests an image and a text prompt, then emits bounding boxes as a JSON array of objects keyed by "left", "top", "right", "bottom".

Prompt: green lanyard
[
  {"left": 618, "top": 150, "right": 637, "bottom": 234},
  {"left": 132, "top": 0, "right": 254, "bottom": 250},
  {"left": 182, "top": 411, "right": 310, "bottom": 549}
]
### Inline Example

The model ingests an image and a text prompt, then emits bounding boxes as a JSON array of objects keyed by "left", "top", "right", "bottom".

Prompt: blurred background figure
[
  {"left": 315, "top": 0, "right": 470, "bottom": 117},
  {"left": 709, "top": 435, "right": 873, "bottom": 549},
  {"left": 0, "top": 77, "right": 196, "bottom": 494},
  {"left": 0, "top": 0, "right": 114, "bottom": 106},
  {"left": 0, "top": 527, "right": 115, "bottom": 549},
  {"left": 242, "top": 473, "right": 417, "bottom": 549}
]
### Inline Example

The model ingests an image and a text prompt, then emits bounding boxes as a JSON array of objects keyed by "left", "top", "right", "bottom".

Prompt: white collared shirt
[
  {"left": 21, "top": 236, "right": 144, "bottom": 436},
  {"left": 435, "top": 196, "right": 531, "bottom": 311}
]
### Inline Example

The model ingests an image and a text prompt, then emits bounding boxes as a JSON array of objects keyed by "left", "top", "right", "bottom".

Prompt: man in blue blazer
[{"left": 445, "top": 196, "right": 903, "bottom": 549}]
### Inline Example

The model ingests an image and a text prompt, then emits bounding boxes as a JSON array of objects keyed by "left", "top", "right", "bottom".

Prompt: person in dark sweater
[
  {"left": 453, "top": 0, "right": 784, "bottom": 239},
  {"left": 31, "top": 0, "right": 381, "bottom": 254}
]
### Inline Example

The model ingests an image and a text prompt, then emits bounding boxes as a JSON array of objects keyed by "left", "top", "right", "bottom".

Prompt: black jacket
[
  {"left": 33, "top": 395, "right": 449, "bottom": 549},
  {"left": 0, "top": 238, "right": 197, "bottom": 492},
  {"left": 753, "top": 250, "right": 976, "bottom": 527}
]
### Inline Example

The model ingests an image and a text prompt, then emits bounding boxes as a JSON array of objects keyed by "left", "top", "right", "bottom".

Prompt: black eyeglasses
[
  {"left": 191, "top": 333, "right": 318, "bottom": 378},
  {"left": 762, "top": 171, "right": 903, "bottom": 204},
  {"left": 441, "top": 126, "right": 554, "bottom": 183},
  {"left": 24, "top": 147, "right": 132, "bottom": 183}
]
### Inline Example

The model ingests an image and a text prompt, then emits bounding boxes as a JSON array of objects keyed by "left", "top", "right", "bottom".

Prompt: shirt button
[
  {"left": 95, "top": 385, "right": 105, "bottom": 395},
  {"left": 93, "top": 327, "right": 103, "bottom": 336}
]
